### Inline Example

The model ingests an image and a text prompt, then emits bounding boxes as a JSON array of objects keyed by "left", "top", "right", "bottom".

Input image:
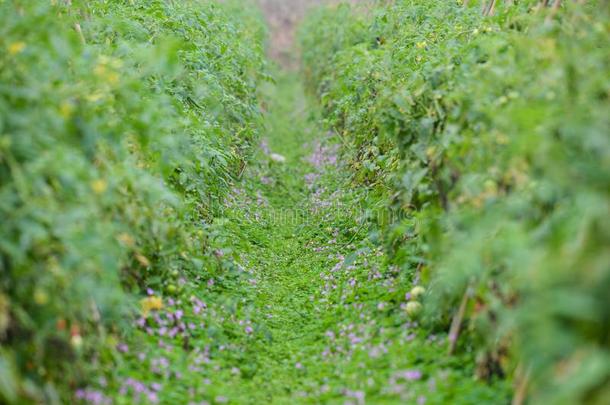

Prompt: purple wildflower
[{"left": 399, "top": 369, "right": 423, "bottom": 381}]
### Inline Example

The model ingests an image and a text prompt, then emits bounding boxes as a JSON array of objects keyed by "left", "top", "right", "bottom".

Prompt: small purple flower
[
  {"left": 148, "top": 392, "right": 159, "bottom": 403},
  {"left": 260, "top": 138, "right": 270, "bottom": 154},
  {"left": 74, "top": 389, "right": 110, "bottom": 405},
  {"left": 133, "top": 381, "right": 146, "bottom": 394},
  {"left": 400, "top": 369, "right": 422, "bottom": 381}
]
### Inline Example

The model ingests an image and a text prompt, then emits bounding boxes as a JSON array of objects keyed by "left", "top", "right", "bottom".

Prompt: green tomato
[
  {"left": 410, "top": 286, "right": 426, "bottom": 299},
  {"left": 405, "top": 301, "right": 423, "bottom": 318}
]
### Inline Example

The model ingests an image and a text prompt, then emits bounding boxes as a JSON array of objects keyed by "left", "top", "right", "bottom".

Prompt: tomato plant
[{"left": 301, "top": 1, "right": 610, "bottom": 403}]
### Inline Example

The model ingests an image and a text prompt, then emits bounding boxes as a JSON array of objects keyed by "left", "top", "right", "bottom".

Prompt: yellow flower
[
  {"left": 94, "top": 57, "right": 121, "bottom": 85},
  {"left": 90, "top": 179, "right": 108, "bottom": 194},
  {"left": 135, "top": 253, "right": 150, "bottom": 267},
  {"left": 106, "top": 72, "right": 119, "bottom": 85},
  {"left": 34, "top": 289, "right": 49, "bottom": 305},
  {"left": 117, "top": 233, "right": 136, "bottom": 248},
  {"left": 140, "top": 296, "right": 163, "bottom": 317},
  {"left": 416, "top": 41, "right": 427, "bottom": 49},
  {"left": 496, "top": 133, "right": 509, "bottom": 145},
  {"left": 8, "top": 42, "right": 26, "bottom": 55},
  {"left": 93, "top": 63, "right": 107, "bottom": 77},
  {"left": 59, "top": 101, "right": 74, "bottom": 119},
  {"left": 86, "top": 92, "right": 104, "bottom": 102}
]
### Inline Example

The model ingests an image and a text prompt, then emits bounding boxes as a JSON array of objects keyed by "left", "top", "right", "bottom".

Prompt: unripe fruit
[
  {"left": 405, "top": 301, "right": 423, "bottom": 318},
  {"left": 410, "top": 286, "right": 426, "bottom": 299},
  {"left": 269, "top": 153, "right": 286, "bottom": 163},
  {"left": 70, "top": 334, "right": 83, "bottom": 350}
]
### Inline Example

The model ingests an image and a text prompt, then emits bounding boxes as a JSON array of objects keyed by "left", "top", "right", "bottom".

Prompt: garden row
[
  {"left": 300, "top": 1, "right": 609, "bottom": 403},
  {"left": 0, "top": 0, "right": 266, "bottom": 402}
]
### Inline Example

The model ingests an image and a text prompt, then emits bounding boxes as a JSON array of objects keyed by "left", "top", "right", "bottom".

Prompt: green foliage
[
  {"left": 99, "top": 72, "right": 508, "bottom": 404},
  {"left": 0, "top": 0, "right": 265, "bottom": 402},
  {"left": 300, "top": 0, "right": 610, "bottom": 403}
]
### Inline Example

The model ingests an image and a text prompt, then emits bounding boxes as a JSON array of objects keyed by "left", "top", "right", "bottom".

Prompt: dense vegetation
[
  {"left": 1, "top": 0, "right": 608, "bottom": 403},
  {"left": 0, "top": 0, "right": 265, "bottom": 402},
  {"left": 301, "top": 0, "right": 609, "bottom": 403}
]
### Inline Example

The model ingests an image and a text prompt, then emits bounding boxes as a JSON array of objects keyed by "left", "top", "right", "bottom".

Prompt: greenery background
[{"left": 1, "top": 0, "right": 608, "bottom": 404}]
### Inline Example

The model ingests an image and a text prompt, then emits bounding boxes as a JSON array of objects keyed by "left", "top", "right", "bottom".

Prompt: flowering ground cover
[{"left": 81, "top": 74, "right": 508, "bottom": 404}]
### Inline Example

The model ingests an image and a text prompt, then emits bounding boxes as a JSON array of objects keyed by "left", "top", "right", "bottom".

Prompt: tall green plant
[
  {"left": 300, "top": 1, "right": 610, "bottom": 403},
  {"left": 0, "top": 0, "right": 266, "bottom": 402}
]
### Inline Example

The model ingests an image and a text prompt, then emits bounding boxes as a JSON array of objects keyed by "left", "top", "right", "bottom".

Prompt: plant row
[
  {"left": 0, "top": 0, "right": 266, "bottom": 402},
  {"left": 300, "top": 1, "right": 609, "bottom": 403}
]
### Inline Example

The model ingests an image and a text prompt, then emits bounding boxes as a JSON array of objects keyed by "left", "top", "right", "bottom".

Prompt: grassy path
[
  {"left": 103, "top": 72, "right": 509, "bottom": 404},
  {"left": 198, "top": 74, "right": 511, "bottom": 403},
  {"left": 218, "top": 74, "right": 362, "bottom": 401}
]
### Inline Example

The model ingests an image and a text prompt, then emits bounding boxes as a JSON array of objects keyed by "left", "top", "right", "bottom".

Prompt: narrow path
[
  {"left": 203, "top": 73, "right": 510, "bottom": 403},
  {"left": 103, "top": 71, "right": 508, "bottom": 405},
  {"left": 217, "top": 73, "right": 375, "bottom": 401},
  {"left": 256, "top": 0, "right": 359, "bottom": 68}
]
